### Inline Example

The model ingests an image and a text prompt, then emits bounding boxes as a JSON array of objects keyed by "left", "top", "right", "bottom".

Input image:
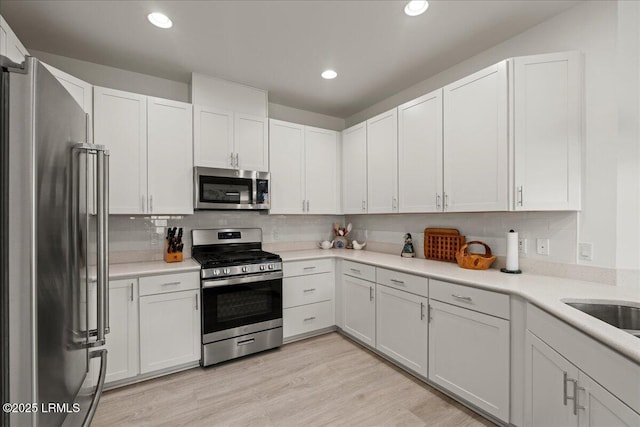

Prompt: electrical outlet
[
  {"left": 273, "top": 230, "right": 279, "bottom": 241},
  {"left": 518, "top": 238, "right": 528, "bottom": 255},
  {"left": 536, "top": 238, "right": 550, "bottom": 256},
  {"left": 579, "top": 243, "right": 593, "bottom": 261}
]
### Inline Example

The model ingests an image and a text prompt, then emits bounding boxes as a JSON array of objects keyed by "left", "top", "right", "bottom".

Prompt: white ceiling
[{"left": 1, "top": 0, "right": 580, "bottom": 118}]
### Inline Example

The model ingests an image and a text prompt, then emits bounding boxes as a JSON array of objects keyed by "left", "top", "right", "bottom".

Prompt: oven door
[{"left": 201, "top": 271, "right": 283, "bottom": 344}]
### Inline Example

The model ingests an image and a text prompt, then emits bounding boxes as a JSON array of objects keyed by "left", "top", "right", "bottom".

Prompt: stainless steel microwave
[{"left": 194, "top": 167, "right": 270, "bottom": 210}]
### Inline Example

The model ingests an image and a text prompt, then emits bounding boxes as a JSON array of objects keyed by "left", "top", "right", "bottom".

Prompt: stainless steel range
[{"left": 191, "top": 228, "right": 283, "bottom": 366}]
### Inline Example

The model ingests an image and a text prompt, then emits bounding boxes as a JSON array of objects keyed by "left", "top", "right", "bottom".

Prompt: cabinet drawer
[
  {"left": 429, "top": 279, "right": 510, "bottom": 319},
  {"left": 342, "top": 260, "right": 376, "bottom": 282},
  {"left": 376, "top": 268, "right": 428, "bottom": 297},
  {"left": 284, "top": 259, "right": 333, "bottom": 277},
  {"left": 283, "top": 300, "right": 334, "bottom": 338},
  {"left": 139, "top": 272, "right": 199, "bottom": 296},
  {"left": 283, "top": 272, "right": 334, "bottom": 309}
]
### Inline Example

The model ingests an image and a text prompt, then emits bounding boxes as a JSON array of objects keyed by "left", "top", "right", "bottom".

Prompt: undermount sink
[{"left": 564, "top": 301, "right": 640, "bottom": 339}]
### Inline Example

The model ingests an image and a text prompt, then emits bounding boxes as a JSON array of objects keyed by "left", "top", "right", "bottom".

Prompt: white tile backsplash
[{"left": 345, "top": 211, "right": 579, "bottom": 263}]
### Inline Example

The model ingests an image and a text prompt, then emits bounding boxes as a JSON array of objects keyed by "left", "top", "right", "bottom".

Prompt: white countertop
[
  {"left": 102, "top": 258, "right": 201, "bottom": 280},
  {"left": 277, "top": 248, "right": 640, "bottom": 364}
]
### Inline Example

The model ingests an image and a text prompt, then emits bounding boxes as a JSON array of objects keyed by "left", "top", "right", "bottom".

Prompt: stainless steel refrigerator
[{"left": 1, "top": 56, "right": 109, "bottom": 427}]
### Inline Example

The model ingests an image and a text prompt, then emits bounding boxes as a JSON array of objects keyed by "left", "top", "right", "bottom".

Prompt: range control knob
[
  {"left": 213, "top": 269, "right": 220, "bottom": 276},
  {"left": 260, "top": 265, "right": 266, "bottom": 271},
  {"left": 242, "top": 266, "right": 248, "bottom": 273},
  {"left": 224, "top": 268, "right": 230, "bottom": 274},
  {"left": 268, "top": 264, "right": 274, "bottom": 270}
]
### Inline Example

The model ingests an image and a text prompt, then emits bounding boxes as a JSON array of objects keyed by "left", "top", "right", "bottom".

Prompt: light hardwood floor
[{"left": 92, "top": 332, "right": 496, "bottom": 426}]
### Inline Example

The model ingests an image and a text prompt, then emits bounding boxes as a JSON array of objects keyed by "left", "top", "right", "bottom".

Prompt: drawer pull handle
[
  {"left": 161, "top": 282, "right": 181, "bottom": 286},
  {"left": 420, "top": 302, "right": 425, "bottom": 320},
  {"left": 303, "top": 288, "right": 316, "bottom": 293},
  {"left": 237, "top": 338, "right": 255, "bottom": 346},
  {"left": 303, "top": 317, "right": 316, "bottom": 322},
  {"left": 350, "top": 268, "right": 361, "bottom": 274},
  {"left": 303, "top": 266, "right": 316, "bottom": 270},
  {"left": 451, "top": 294, "right": 472, "bottom": 302},
  {"left": 390, "top": 279, "right": 405, "bottom": 285}
]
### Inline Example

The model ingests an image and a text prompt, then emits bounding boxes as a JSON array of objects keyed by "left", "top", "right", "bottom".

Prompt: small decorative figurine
[{"left": 401, "top": 233, "right": 416, "bottom": 258}]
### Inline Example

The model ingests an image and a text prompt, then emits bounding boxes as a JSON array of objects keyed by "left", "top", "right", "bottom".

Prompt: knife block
[{"left": 164, "top": 240, "right": 183, "bottom": 263}]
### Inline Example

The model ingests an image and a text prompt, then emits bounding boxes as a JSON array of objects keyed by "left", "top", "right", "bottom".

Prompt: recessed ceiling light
[
  {"left": 148, "top": 12, "right": 173, "bottom": 29},
  {"left": 321, "top": 70, "right": 338, "bottom": 80},
  {"left": 404, "top": 0, "right": 429, "bottom": 16}
]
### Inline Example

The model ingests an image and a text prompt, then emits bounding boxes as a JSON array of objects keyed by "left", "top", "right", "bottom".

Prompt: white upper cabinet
[
  {"left": 342, "top": 122, "right": 368, "bottom": 214},
  {"left": 269, "top": 120, "right": 305, "bottom": 214},
  {"left": 513, "top": 51, "right": 582, "bottom": 211},
  {"left": 398, "top": 89, "right": 443, "bottom": 213},
  {"left": 304, "top": 126, "right": 338, "bottom": 214},
  {"left": 269, "top": 119, "right": 338, "bottom": 214},
  {"left": 0, "top": 15, "right": 28, "bottom": 64},
  {"left": 94, "top": 87, "right": 193, "bottom": 215},
  {"left": 443, "top": 60, "right": 508, "bottom": 212},
  {"left": 147, "top": 97, "right": 194, "bottom": 215},
  {"left": 94, "top": 87, "right": 147, "bottom": 214},
  {"left": 367, "top": 108, "right": 398, "bottom": 213},
  {"left": 235, "top": 113, "right": 268, "bottom": 171},
  {"left": 193, "top": 107, "right": 268, "bottom": 172},
  {"left": 193, "top": 105, "right": 234, "bottom": 169}
]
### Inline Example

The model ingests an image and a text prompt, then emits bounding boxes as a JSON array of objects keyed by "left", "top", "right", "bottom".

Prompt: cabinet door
[
  {"left": 103, "top": 279, "right": 139, "bottom": 384},
  {"left": 235, "top": 113, "right": 268, "bottom": 171},
  {"left": 94, "top": 87, "right": 147, "bottom": 214},
  {"left": 513, "top": 51, "right": 581, "bottom": 211},
  {"left": 269, "top": 120, "right": 305, "bottom": 214},
  {"left": 367, "top": 108, "right": 398, "bottom": 213},
  {"left": 1, "top": 16, "right": 28, "bottom": 63},
  {"left": 342, "top": 275, "right": 375, "bottom": 347},
  {"left": 147, "top": 97, "right": 193, "bottom": 215},
  {"left": 429, "top": 300, "right": 510, "bottom": 422},
  {"left": 193, "top": 105, "right": 234, "bottom": 169},
  {"left": 342, "top": 123, "right": 367, "bottom": 214},
  {"left": 578, "top": 371, "right": 640, "bottom": 427},
  {"left": 376, "top": 285, "right": 428, "bottom": 377},
  {"left": 305, "top": 126, "right": 338, "bottom": 214},
  {"left": 398, "top": 89, "right": 443, "bottom": 213},
  {"left": 139, "top": 289, "right": 200, "bottom": 374},
  {"left": 524, "top": 331, "right": 579, "bottom": 427},
  {"left": 443, "top": 61, "right": 508, "bottom": 212}
]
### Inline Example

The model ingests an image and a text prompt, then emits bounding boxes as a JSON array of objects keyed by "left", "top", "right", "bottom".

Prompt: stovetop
[
  {"left": 191, "top": 228, "right": 282, "bottom": 280},
  {"left": 192, "top": 249, "right": 281, "bottom": 269}
]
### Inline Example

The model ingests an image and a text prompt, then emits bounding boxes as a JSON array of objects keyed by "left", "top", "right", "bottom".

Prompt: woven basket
[
  {"left": 424, "top": 228, "right": 466, "bottom": 263},
  {"left": 456, "top": 241, "right": 497, "bottom": 270}
]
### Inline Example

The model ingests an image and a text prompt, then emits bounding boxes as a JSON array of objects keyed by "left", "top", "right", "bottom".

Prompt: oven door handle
[{"left": 202, "top": 271, "right": 283, "bottom": 288}]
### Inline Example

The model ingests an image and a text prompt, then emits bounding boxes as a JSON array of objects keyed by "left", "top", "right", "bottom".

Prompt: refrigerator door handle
[
  {"left": 95, "top": 148, "right": 109, "bottom": 342},
  {"left": 81, "top": 349, "right": 108, "bottom": 427}
]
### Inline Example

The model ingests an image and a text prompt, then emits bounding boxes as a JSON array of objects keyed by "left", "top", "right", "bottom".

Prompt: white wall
[
  {"left": 268, "top": 103, "right": 345, "bottom": 131},
  {"left": 346, "top": 1, "right": 630, "bottom": 271},
  {"left": 31, "top": 49, "right": 191, "bottom": 102}
]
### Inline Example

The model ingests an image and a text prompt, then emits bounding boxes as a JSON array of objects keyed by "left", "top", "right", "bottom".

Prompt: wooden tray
[{"left": 424, "top": 228, "right": 466, "bottom": 263}]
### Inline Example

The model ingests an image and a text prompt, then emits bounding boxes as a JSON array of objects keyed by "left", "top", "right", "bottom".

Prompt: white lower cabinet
[
  {"left": 375, "top": 284, "right": 428, "bottom": 377},
  {"left": 428, "top": 299, "right": 510, "bottom": 422},
  {"left": 342, "top": 273, "right": 376, "bottom": 347},
  {"left": 282, "top": 260, "right": 335, "bottom": 341},
  {"left": 90, "top": 278, "right": 139, "bottom": 386},
  {"left": 525, "top": 331, "right": 640, "bottom": 427},
  {"left": 138, "top": 272, "right": 200, "bottom": 374},
  {"left": 103, "top": 279, "right": 139, "bottom": 383}
]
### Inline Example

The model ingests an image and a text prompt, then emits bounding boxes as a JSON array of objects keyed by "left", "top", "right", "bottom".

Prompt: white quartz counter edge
[
  {"left": 279, "top": 249, "right": 640, "bottom": 364},
  {"left": 92, "top": 259, "right": 201, "bottom": 281}
]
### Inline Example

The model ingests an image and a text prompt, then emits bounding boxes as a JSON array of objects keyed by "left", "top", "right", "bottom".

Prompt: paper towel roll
[{"left": 506, "top": 230, "right": 519, "bottom": 271}]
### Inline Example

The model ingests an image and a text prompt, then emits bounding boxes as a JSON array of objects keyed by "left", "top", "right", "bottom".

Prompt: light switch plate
[
  {"left": 579, "top": 243, "right": 593, "bottom": 261},
  {"left": 536, "top": 238, "right": 550, "bottom": 256},
  {"left": 518, "top": 238, "right": 528, "bottom": 255}
]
